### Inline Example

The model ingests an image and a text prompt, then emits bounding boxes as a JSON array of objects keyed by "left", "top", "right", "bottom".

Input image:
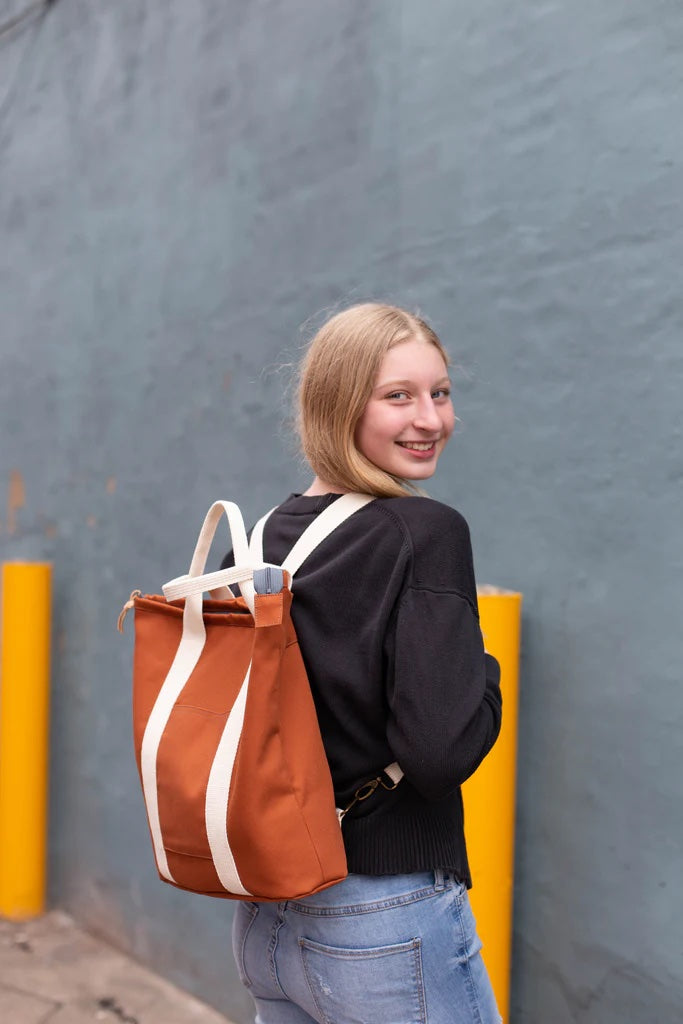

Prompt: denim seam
[
  {"left": 288, "top": 884, "right": 440, "bottom": 917},
  {"left": 452, "top": 894, "right": 484, "bottom": 1024},
  {"left": 413, "top": 937, "right": 428, "bottom": 1024},
  {"left": 234, "top": 902, "right": 259, "bottom": 990},
  {"left": 267, "top": 906, "right": 288, "bottom": 997}
]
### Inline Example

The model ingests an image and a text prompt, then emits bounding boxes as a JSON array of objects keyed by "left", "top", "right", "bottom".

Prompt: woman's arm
[
  {"left": 383, "top": 500, "right": 503, "bottom": 801},
  {"left": 386, "top": 587, "right": 502, "bottom": 800}
]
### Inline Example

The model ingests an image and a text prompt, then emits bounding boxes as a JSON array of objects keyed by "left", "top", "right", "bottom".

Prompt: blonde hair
[{"left": 297, "top": 303, "right": 449, "bottom": 498}]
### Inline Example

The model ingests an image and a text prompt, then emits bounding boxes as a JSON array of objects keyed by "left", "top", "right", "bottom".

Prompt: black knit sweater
[{"left": 221, "top": 492, "right": 502, "bottom": 887}]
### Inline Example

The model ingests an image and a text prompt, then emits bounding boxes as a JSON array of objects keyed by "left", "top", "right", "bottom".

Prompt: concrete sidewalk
[{"left": 0, "top": 910, "right": 236, "bottom": 1024}]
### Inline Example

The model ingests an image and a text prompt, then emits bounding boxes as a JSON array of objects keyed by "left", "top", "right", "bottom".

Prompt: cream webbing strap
[
  {"left": 249, "top": 492, "right": 373, "bottom": 574},
  {"left": 162, "top": 566, "right": 253, "bottom": 601},
  {"left": 248, "top": 505, "right": 276, "bottom": 570},
  {"left": 384, "top": 763, "right": 404, "bottom": 785},
  {"left": 161, "top": 502, "right": 259, "bottom": 610}
]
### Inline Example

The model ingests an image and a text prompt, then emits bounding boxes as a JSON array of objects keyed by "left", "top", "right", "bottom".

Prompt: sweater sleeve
[
  {"left": 384, "top": 504, "right": 502, "bottom": 801},
  {"left": 386, "top": 590, "right": 502, "bottom": 800}
]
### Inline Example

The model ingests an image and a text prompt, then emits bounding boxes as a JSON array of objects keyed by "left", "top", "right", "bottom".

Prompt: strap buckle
[{"left": 338, "top": 769, "right": 401, "bottom": 822}]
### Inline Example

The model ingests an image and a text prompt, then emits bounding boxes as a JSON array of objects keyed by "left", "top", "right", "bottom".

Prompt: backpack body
[{"left": 122, "top": 495, "right": 374, "bottom": 901}]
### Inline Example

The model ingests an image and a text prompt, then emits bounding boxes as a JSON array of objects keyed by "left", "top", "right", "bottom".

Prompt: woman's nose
[{"left": 412, "top": 399, "right": 442, "bottom": 432}]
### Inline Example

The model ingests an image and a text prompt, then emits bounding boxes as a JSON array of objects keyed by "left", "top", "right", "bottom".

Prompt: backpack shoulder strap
[
  {"left": 248, "top": 493, "right": 374, "bottom": 576},
  {"left": 250, "top": 494, "right": 404, "bottom": 795},
  {"left": 248, "top": 506, "right": 276, "bottom": 566}
]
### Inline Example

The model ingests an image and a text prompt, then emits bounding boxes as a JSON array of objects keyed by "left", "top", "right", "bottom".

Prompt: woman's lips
[{"left": 396, "top": 441, "right": 438, "bottom": 459}]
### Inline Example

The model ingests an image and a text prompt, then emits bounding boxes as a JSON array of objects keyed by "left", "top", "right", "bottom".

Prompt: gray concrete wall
[{"left": 1, "top": 2, "right": 681, "bottom": 1021}]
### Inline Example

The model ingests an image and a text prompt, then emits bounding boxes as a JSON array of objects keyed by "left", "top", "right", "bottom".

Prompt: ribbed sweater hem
[{"left": 341, "top": 803, "right": 472, "bottom": 888}]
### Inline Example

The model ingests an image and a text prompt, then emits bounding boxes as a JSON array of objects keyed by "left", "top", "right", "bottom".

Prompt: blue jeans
[{"left": 232, "top": 870, "right": 502, "bottom": 1024}]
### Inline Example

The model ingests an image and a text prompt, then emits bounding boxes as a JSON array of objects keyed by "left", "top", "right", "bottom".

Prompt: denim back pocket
[{"left": 299, "top": 935, "right": 426, "bottom": 1024}]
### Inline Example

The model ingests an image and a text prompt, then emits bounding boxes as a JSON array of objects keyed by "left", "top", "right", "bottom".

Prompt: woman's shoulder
[
  {"left": 367, "top": 496, "right": 475, "bottom": 592},
  {"left": 370, "top": 495, "right": 471, "bottom": 541}
]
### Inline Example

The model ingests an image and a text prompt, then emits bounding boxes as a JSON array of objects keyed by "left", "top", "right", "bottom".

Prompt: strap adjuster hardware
[{"left": 338, "top": 770, "right": 401, "bottom": 822}]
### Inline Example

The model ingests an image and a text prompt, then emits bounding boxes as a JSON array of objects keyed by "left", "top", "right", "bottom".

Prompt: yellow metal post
[
  {"left": 0, "top": 562, "right": 52, "bottom": 919},
  {"left": 463, "top": 588, "right": 522, "bottom": 1023}
]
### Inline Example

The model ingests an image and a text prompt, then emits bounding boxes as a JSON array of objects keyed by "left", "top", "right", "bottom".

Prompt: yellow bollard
[
  {"left": 463, "top": 587, "right": 522, "bottom": 1023},
  {"left": 0, "top": 562, "right": 52, "bottom": 919}
]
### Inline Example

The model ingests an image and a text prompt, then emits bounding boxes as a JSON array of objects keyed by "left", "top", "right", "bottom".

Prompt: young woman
[{"left": 227, "top": 303, "right": 503, "bottom": 1024}]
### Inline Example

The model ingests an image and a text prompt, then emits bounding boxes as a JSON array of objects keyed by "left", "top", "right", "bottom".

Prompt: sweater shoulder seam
[{"left": 368, "top": 501, "right": 415, "bottom": 561}]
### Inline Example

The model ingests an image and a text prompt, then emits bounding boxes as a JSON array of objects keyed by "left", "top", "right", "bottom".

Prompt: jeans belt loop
[{"left": 434, "top": 867, "right": 446, "bottom": 890}]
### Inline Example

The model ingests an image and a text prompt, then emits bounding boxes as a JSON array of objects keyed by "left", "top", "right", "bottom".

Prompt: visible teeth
[{"left": 399, "top": 442, "right": 435, "bottom": 451}]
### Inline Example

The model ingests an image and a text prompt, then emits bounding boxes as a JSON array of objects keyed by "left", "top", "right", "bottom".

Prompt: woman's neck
[{"left": 302, "top": 477, "right": 351, "bottom": 496}]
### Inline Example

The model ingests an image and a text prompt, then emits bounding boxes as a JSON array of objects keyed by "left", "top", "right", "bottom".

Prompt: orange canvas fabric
[{"left": 129, "top": 587, "right": 347, "bottom": 901}]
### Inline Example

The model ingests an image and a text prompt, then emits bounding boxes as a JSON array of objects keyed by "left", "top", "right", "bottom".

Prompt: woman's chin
[{"left": 398, "top": 462, "right": 438, "bottom": 482}]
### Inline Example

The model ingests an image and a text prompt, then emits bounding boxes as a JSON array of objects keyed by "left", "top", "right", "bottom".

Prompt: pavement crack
[{"left": 97, "top": 995, "right": 140, "bottom": 1024}]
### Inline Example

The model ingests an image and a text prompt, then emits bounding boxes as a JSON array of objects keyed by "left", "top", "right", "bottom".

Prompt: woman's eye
[
  {"left": 432, "top": 388, "right": 451, "bottom": 400},
  {"left": 386, "top": 391, "right": 409, "bottom": 400}
]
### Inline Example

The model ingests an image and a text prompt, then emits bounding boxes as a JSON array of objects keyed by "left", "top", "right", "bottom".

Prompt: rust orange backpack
[{"left": 119, "top": 495, "right": 402, "bottom": 902}]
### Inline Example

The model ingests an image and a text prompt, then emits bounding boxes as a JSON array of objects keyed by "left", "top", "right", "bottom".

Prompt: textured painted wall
[{"left": 1, "top": 2, "right": 682, "bottom": 1021}]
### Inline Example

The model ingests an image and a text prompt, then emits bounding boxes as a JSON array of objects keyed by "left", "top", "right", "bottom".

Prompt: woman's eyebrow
[{"left": 374, "top": 376, "right": 451, "bottom": 392}]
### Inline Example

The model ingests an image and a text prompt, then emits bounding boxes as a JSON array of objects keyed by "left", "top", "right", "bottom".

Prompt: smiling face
[{"left": 354, "top": 336, "right": 455, "bottom": 482}]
